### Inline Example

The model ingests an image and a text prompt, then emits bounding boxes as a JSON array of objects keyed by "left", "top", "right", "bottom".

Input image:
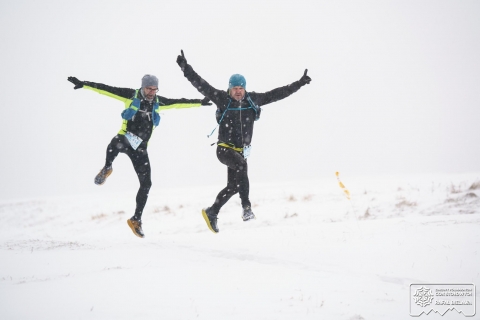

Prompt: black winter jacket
[{"left": 181, "top": 64, "right": 305, "bottom": 148}]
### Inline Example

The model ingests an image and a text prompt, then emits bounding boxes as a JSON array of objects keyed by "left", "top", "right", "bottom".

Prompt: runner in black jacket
[
  {"left": 176, "top": 50, "right": 311, "bottom": 233},
  {"left": 67, "top": 75, "right": 210, "bottom": 238}
]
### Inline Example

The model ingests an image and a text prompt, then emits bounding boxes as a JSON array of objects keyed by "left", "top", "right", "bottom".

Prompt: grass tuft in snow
[
  {"left": 359, "top": 207, "right": 372, "bottom": 220},
  {"left": 91, "top": 213, "right": 108, "bottom": 220},
  {"left": 449, "top": 182, "right": 465, "bottom": 194},
  {"left": 284, "top": 213, "right": 298, "bottom": 219},
  {"left": 153, "top": 205, "right": 172, "bottom": 214},
  {"left": 469, "top": 180, "right": 480, "bottom": 190},
  {"left": 395, "top": 199, "right": 417, "bottom": 209}
]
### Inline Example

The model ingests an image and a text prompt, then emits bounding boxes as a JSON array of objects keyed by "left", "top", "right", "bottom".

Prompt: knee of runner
[
  {"left": 236, "top": 164, "right": 247, "bottom": 172},
  {"left": 138, "top": 174, "right": 152, "bottom": 188},
  {"left": 142, "top": 179, "right": 152, "bottom": 189}
]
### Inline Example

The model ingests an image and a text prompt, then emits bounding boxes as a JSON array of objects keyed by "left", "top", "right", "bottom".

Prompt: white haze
[{"left": 0, "top": 0, "right": 479, "bottom": 200}]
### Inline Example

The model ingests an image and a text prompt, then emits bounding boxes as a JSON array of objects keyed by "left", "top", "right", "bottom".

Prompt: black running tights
[
  {"left": 210, "top": 146, "right": 251, "bottom": 214},
  {"left": 105, "top": 135, "right": 152, "bottom": 220}
]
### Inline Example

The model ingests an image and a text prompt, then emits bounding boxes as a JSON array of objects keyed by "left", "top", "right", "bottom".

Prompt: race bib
[
  {"left": 125, "top": 132, "right": 143, "bottom": 150},
  {"left": 243, "top": 145, "right": 252, "bottom": 159}
]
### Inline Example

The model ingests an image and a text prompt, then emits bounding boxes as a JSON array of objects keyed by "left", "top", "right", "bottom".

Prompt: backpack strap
[
  {"left": 121, "top": 90, "right": 141, "bottom": 120},
  {"left": 246, "top": 92, "right": 261, "bottom": 121},
  {"left": 207, "top": 98, "right": 232, "bottom": 138},
  {"left": 207, "top": 93, "right": 261, "bottom": 138},
  {"left": 152, "top": 96, "right": 160, "bottom": 126}
]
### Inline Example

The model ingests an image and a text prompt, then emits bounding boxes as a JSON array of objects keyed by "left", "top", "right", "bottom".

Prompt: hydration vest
[
  {"left": 215, "top": 92, "right": 261, "bottom": 124},
  {"left": 208, "top": 92, "right": 261, "bottom": 138},
  {"left": 121, "top": 89, "right": 161, "bottom": 126}
]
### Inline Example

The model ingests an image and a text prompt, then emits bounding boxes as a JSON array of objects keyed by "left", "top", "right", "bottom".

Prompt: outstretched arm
[
  {"left": 157, "top": 96, "right": 211, "bottom": 111},
  {"left": 67, "top": 76, "right": 135, "bottom": 102},
  {"left": 249, "top": 69, "right": 311, "bottom": 106},
  {"left": 176, "top": 50, "right": 226, "bottom": 104}
]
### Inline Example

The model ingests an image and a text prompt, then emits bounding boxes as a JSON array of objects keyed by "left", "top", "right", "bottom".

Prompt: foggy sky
[{"left": 0, "top": 0, "right": 479, "bottom": 201}]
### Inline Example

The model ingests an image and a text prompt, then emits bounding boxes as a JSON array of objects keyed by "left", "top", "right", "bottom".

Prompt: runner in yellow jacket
[{"left": 67, "top": 75, "right": 210, "bottom": 238}]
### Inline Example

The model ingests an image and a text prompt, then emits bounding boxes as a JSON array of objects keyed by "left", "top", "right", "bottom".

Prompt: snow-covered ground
[{"left": 1, "top": 173, "right": 479, "bottom": 319}]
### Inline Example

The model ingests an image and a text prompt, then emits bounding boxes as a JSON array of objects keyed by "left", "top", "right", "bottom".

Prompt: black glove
[
  {"left": 176, "top": 50, "right": 187, "bottom": 70},
  {"left": 67, "top": 76, "right": 84, "bottom": 89},
  {"left": 299, "top": 69, "right": 311, "bottom": 85},
  {"left": 201, "top": 97, "right": 212, "bottom": 106}
]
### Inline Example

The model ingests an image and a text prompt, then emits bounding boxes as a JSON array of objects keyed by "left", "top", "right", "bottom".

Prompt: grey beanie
[{"left": 141, "top": 74, "right": 158, "bottom": 88}]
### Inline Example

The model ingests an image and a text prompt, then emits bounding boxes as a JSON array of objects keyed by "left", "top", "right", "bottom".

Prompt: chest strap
[{"left": 121, "top": 90, "right": 161, "bottom": 126}]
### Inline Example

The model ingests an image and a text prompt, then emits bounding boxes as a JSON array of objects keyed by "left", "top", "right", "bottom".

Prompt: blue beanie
[{"left": 228, "top": 74, "right": 246, "bottom": 89}]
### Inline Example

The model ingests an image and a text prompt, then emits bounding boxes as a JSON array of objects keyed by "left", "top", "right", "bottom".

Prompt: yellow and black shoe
[
  {"left": 94, "top": 166, "right": 112, "bottom": 185},
  {"left": 202, "top": 207, "right": 219, "bottom": 233},
  {"left": 127, "top": 217, "right": 145, "bottom": 238}
]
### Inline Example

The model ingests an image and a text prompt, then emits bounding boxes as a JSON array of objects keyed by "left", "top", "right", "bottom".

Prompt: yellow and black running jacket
[{"left": 82, "top": 81, "right": 203, "bottom": 143}]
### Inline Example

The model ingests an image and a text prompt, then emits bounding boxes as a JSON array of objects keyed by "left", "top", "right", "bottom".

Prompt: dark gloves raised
[
  {"left": 201, "top": 97, "right": 212, "bottom": 106},
  {"left": 67, "top": 76, "right": 84, "bottom": 89},
  {"left": 176, "top": 50, "right": 187, "bottom": 70},
  {"left": 300, "top": 69, "right": 311, "bottom": 85}
]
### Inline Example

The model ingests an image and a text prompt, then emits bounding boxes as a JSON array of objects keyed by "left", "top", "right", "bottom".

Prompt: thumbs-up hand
[
  {"left": 176, "top": 49, "right": 187, "bottom": 70},
  {"left": 300, "top": 69, "right": 311, "bottom": 85}
]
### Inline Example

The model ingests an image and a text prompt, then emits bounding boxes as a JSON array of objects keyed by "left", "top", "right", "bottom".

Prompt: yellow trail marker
[
  {"left": 335, "top": 172, "right": 362, "bottom": 236},
  {"left": 336, "top": 171, "right": 351, "bottom": 200}
]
